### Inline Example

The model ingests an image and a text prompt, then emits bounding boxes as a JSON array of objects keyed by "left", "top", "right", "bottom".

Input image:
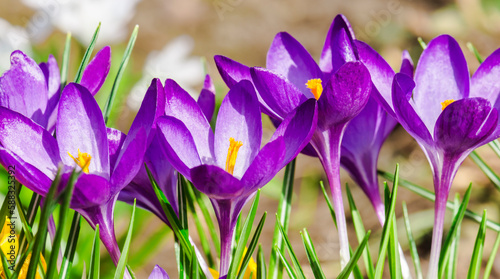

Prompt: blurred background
[{"left": 1, "top": 0, "right": 500, "bottom": 277}]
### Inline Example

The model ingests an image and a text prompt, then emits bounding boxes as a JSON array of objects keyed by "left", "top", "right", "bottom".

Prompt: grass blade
[
  {"left": 300, "top": 229, "right": 326, "bottom": 279},
  {"left": 17, "top": 192, "right": 41, "bottom": 258},
  {"left": 274, "top": 246, "right": 297, "bottom": 279},
  {"left": 444, "top": 194, "right": 461, "bottom": 279},
  {"left": 402, "top": 202, "right": 422, "bottom": 279},
  {"left": 378, "top": 170, "right": 500, "bottom": 232},
  {"left": 466, "top": 42, "right": 484, "bottom": 63},
  {"left": 275, "top": 215, "right": 306, "bottom": 279},
  {"left": 114, "top": 200, "right": 137, "bottom": 279},
  {"left": 237, "top": 212, "right": 267, "bottom": 279},
  {"left": 88, "top": 224, "right": 100, "bottom": 279},
  {"left": 345, "top": 184, "right": 374, "bottom": 278},
  {"left": 374, "top": 164, "right": 400, "bottom": 279},
  {"left": 337, "top": 231, "right": 371, "bottom": 279},
  {"left": 60, "top": 32, "right": 72, "bottom": 90},
  {"left": 320, "top": 181, "right": 337, "bottom": 228},
  {"left": 74, "top": 23, "right": 101, "bottom": 83},
  {"left": 467, "top": 210, "right": 487, "bottom": 279},
  {"left": 469, "top": 151, "right": 500, "bottom": 191},
  {"left": 257, "top": 245, "right": 267, "bottom": 279},
  {"left": 189, "top": 185, "right": 220, "bottom": 254},
  {"left": 104, "top": 25, "right": 139, "bottom": 124},
  {"left": 190, "top": 245, "right": 200, "bottom": 279},
  {"left": 483, "top": 232, "right": 500, "bottom": 279},
  {"left": 269, "top": 159, "right": 295, "bottom": 279},
  {"left": 228, "top": 190, "right": 261, "bottom": 278},
  {"left": 60, "top": 212, "right": 81, "bottom": 279}
]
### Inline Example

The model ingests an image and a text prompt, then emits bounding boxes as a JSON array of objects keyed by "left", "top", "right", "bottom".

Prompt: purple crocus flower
[
  {"left": 149, "top": 265, "right": 170, "bottom": 279},
  {"left": 119, "top": 74, "right": 215, "bottom": 222},
  {"left": 341, "top": 51, "right": 413, "bottom": 223},
  {"left": 364, "top": 35, "right": 500, "bottom": 278},
  {"left": 155, "top": 79, "right": 317, "bottom": 277},
  {"left": 215, "top": 15, "right": 371, "bottom": 268},
  {"left": 0, "top": 47, "right": 111, "bottom": 132},
  {"left": 0, "top": 78, "right": 163, "bottom": 265}
]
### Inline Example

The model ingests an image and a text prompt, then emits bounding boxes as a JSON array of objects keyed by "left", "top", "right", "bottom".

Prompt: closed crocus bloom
[
  {"left": 148, "top": 265, "right": 170, "bottom": 279},
  {"left": 0, "top": 47, "right": 110, "bottom": 132},
  {"left": 365, "top": 34, "right": 500, "bottom": 279},
  {"left": 0, "top": 79, "right": 163, "bottom": 266},
  {"left": 215, "top": 15, "right": 371, "bottom": 269},
  {"left": 156, "top": 79, "right": 317, "bottom": 277},
  {"left": 119, "top": 75, "right": 215, "bottom": 222}
]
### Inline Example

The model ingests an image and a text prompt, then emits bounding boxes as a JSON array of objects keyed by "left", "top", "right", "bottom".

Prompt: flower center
[
  {"left": 305, "top": 78, "right": 323, "bottom": 100},
  {"left": 225, "top": 137, "right": 243, "bottom": 175},
  {"left": 441, "top": 99, "right": 454, "bottom": 111},
  {"left": 67, "top": 149, "right": 91, "bottom": 174}
]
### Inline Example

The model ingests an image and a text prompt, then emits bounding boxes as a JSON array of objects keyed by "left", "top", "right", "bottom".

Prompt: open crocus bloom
[
  {"left": 120, "top": 74, "right": 215, "bottom": 222},
  {"left": 215, "top": 15, "right": 372, "bottom": 269},
  {"left": 0, "top": 79, "right": 162, "bottom": 265},
  {"left": 155, "top": 79, "right": 317, "bottom": 277},
  {"left": 364, "top": 34, "right": 500, "bottom": 279},
  {"left": 0, "top": 47, "right": 110, "bottom": 132}
]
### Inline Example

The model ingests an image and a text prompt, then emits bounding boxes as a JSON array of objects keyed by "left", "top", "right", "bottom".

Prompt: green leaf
[
  {"left": 374, "top": 164, "right": 400, "bottom": 279},
  {"left": 274, "top": 246, "right": 297, "bottom": 279},
  {"left": 417, "top": 37, "right": 427, "bottom": 49},
  {"left": 228, "top": 190, "right": 261, "bottom": 278},
  {"left": 60, "top": 32, "right": 72, "bottom": 90},
  {"left": 437, "top": 184, "right": 472, "bottom": 278},
  {"left": 104, "top": 25, "right": 139, "bottom": 124},
  {"left": 469, "top": 151, "right": 500, "bottom": 191},
  {"left": 466, "top": 42, "right": 484, "bottom": 63},
  {"left": 387, "top": 214, "right": 401, "bottom": 279},
  {"left": 126, "top": 265, "right": 137, "bottom": 279},
  {"left": 74, "top": 23, "right": 101, "bottom": 83},
  {"left": 188, "top": 184, "right": 220, "bottom": 255},
  {"left": 337, "top": 231, "right": 371, "bottom": 279},
  {"left": 300, "top": 229, "right": 326, "bottom": 279},
  {"left": 402, "top": 202, "right": 422, "bottom": 279},
  {"left": 378, "top": 170, "right": 500, "bottom": 232},
  {"left": 60, "top": 212, "right": 81, "bottom": 279},
  {"left": 257, "top": 245, "right": 267, "bottom": 279},
  {"left": 345, "top": 184, "right": 374, "bottom": 279},
  {"left": 17, "top": 192, "right": 41, "bottom": 258},
  {"left": 444, "top": 194, "right": 461, "bottom": 279},
  {"left": 275, "top": 215, "right": 306, "bottom": 279},
  {"left": 178, "top": 174, "right": 189, "bottom": 279},
  {"left": 190, "top": 245, "right": 200, "bottom": 279},
  {"left": 467, "top": 210, "right": 487, "bottom": 279},
  {"left": 114, "top": 199, "right": 137, "bottom": 279},
  {"left": 483, "top": 232, "right": 500, "bottom": 279},
  {"left": 26, "top": 168, "right": 62, "bottom": 279},
  {"left": 320, "top": 181, "right": 337, "bottom": 228},
  {"left": 47, "top": 170, "right": 79, "bottom": 279},
  {"left": 237, "top": 212, "right": 267, "bottom": 279},
  {"left": 0, "top": 247, "right": 12, "bottom": 278},
  {"left": 268, "top": 159, "right": 295, "bottom": 279},
  {"left": 88, "top": 224, "right": 100, "bottom": 279},
  {"left": 487, "top": 140, "right": 500, "bottom": 159}
]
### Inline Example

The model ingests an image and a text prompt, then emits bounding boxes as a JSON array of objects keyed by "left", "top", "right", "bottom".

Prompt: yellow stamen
[
  {"left": 68, "top": 149, "right": 91, "bottom": 173},
  {"left": 225, "top": 138, "right": 243, "bottom": 175},
  {"left": 209, "top": 247, "right": 257, "bottom": 279},
  {"left": 0, "top": 217, "right": 46, "bottom": 279},
  {"left": 306, "top": 78, "right": 323, "bottom": 100},
  {"left": 441, "top": 99, "right": 455, "bottom": 111}
]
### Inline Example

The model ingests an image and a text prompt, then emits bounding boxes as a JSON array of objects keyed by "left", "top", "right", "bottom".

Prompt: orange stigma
[
  {"left": 306, "top": 79, "right": 323, "bottom": 100},
  {"left": 225, "top": 138, "right": 243, "bottom": 175},
  {"left": 68, "top": 149, "right": 91, "bottom": 173},
  {"left": 441, "top": 99, "right": 455, "bottom": 111}
]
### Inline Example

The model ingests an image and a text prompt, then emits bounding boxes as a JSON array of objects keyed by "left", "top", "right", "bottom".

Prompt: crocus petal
[
  {"left": 164, "top": 79, "right": 214, "bottom": 164},
  {"left": 39, "top": 55, "right": 61, "bottom": 132},
  {"left": 57, "top": 83, "right": 109, "bottom": 177},
  {"left": 111, "top": 80, "right": 160, "bottom": 192},
  {"left": 434, "top": 97, "right": 498, "bottom": 155},
  {"left": 266, "top": 32, "right": 324, "bottom": 96},
  {"left": 156, "top": 116, "right": 201, "bottom": 180},
  {"left": 321, "top": 14, "right": 357, "bottom": 74},
  {"left": 270, "top": 99, "right": 318, "bottom": 165},
  {"left": 214, "top": 55, "right": 277, "bottom": 116},
  {"left": 250, "top": 67, "right": 309, "bottom": 119},
  {"left": 0, "top": 147, "right": 52, "bottom": 196},
  {"left": 471, "top": 48, "right": 500, "bottom": 110},
  {"left": 0, "top": 50, "right": 49, "bottom": 127},
  {"left": 197, "top": 74, "right": 216, "bottom": 122},
  {"left": 149, "top": 265, "right": 170, "bottom": 279},
  {"left": 317, "top": 61, "right": 371, "bottom": 130},
  {"left": 107, "top": 128, "right": 126, "bottom": 174},
  {"left": 214, "top": 80, "right": 262, "bottom": 178},
  {"left": 241, "top": 137, "right": 286, "bottom": 194},
  {"left": 190, "top": 165, "right": 245, "bottom": 199},
  {"left": 400, "top": 50, "right": 414, "bottom": 77},
  {"left": 413, "top": 35, "right": 470, "bottom": 134},
  {"left": 80, "top": 46, "right": 111, "bottom": 96},
  {"left": 0, "top": 107, "right": 60, "bottom": 178},
  {"left": 392, "top": 73, "right": 434, "bottom": 146},
  {"left": 69, "top": 173, "right": 111, "bottom": 209},
  {"left": 355, "top": 40, "right": 396, "bottom": 116}
]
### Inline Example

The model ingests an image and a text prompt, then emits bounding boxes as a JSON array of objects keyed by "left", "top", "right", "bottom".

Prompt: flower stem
[{"left": 215, "top": 199, "right": 236, "bottom": 278}]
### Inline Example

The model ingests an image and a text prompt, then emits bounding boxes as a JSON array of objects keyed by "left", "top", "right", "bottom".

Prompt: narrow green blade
[
  {"left": 469, "top": 151, "right": 500, "bottom": 191},
  {"left": 60, "top": 32, "right": 72, "bottom": 90},
  {"left": 466, "top": 42, "right": 484, "bottom": 63},
  {"left": 483, "top": 232, "right": 500, "bottom": 279},
  {"left": 257, "top": 245, "right": 267, "bottom": 279},
  {"left": 467, "top": 210, "right": 487, "bottom": 279},
  {"left": 114, "top": 200, "right": 137, "bottom": 279},
  {"left": 88, "top": 224, "right": 100, "bottom": 279},
  {"left": 337, "top": 231, "right": 371, "bottom": 279},
  {"left": 60, "top": 212, "right": 81, "bottom": 279},
  {"left": 274, "top": 246, "right": 297, "bottom": 279},
  {"left": 74, "top": 23, "right": 101, "bottom": 83},
  {"left": 320, "top": 181, "right": 337, "bottom": 228},
  {"left": 402, "top": 202, "right": 422, "bottom": 279},
  {"left": 275, "top": 215, "right": 306, "bottom": 279},
  {"left": 300, "top": 229, "right": 326, "bottom": 279},
  {"left": 237, "top": 212, "right": 267, "bottom": 279}
]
